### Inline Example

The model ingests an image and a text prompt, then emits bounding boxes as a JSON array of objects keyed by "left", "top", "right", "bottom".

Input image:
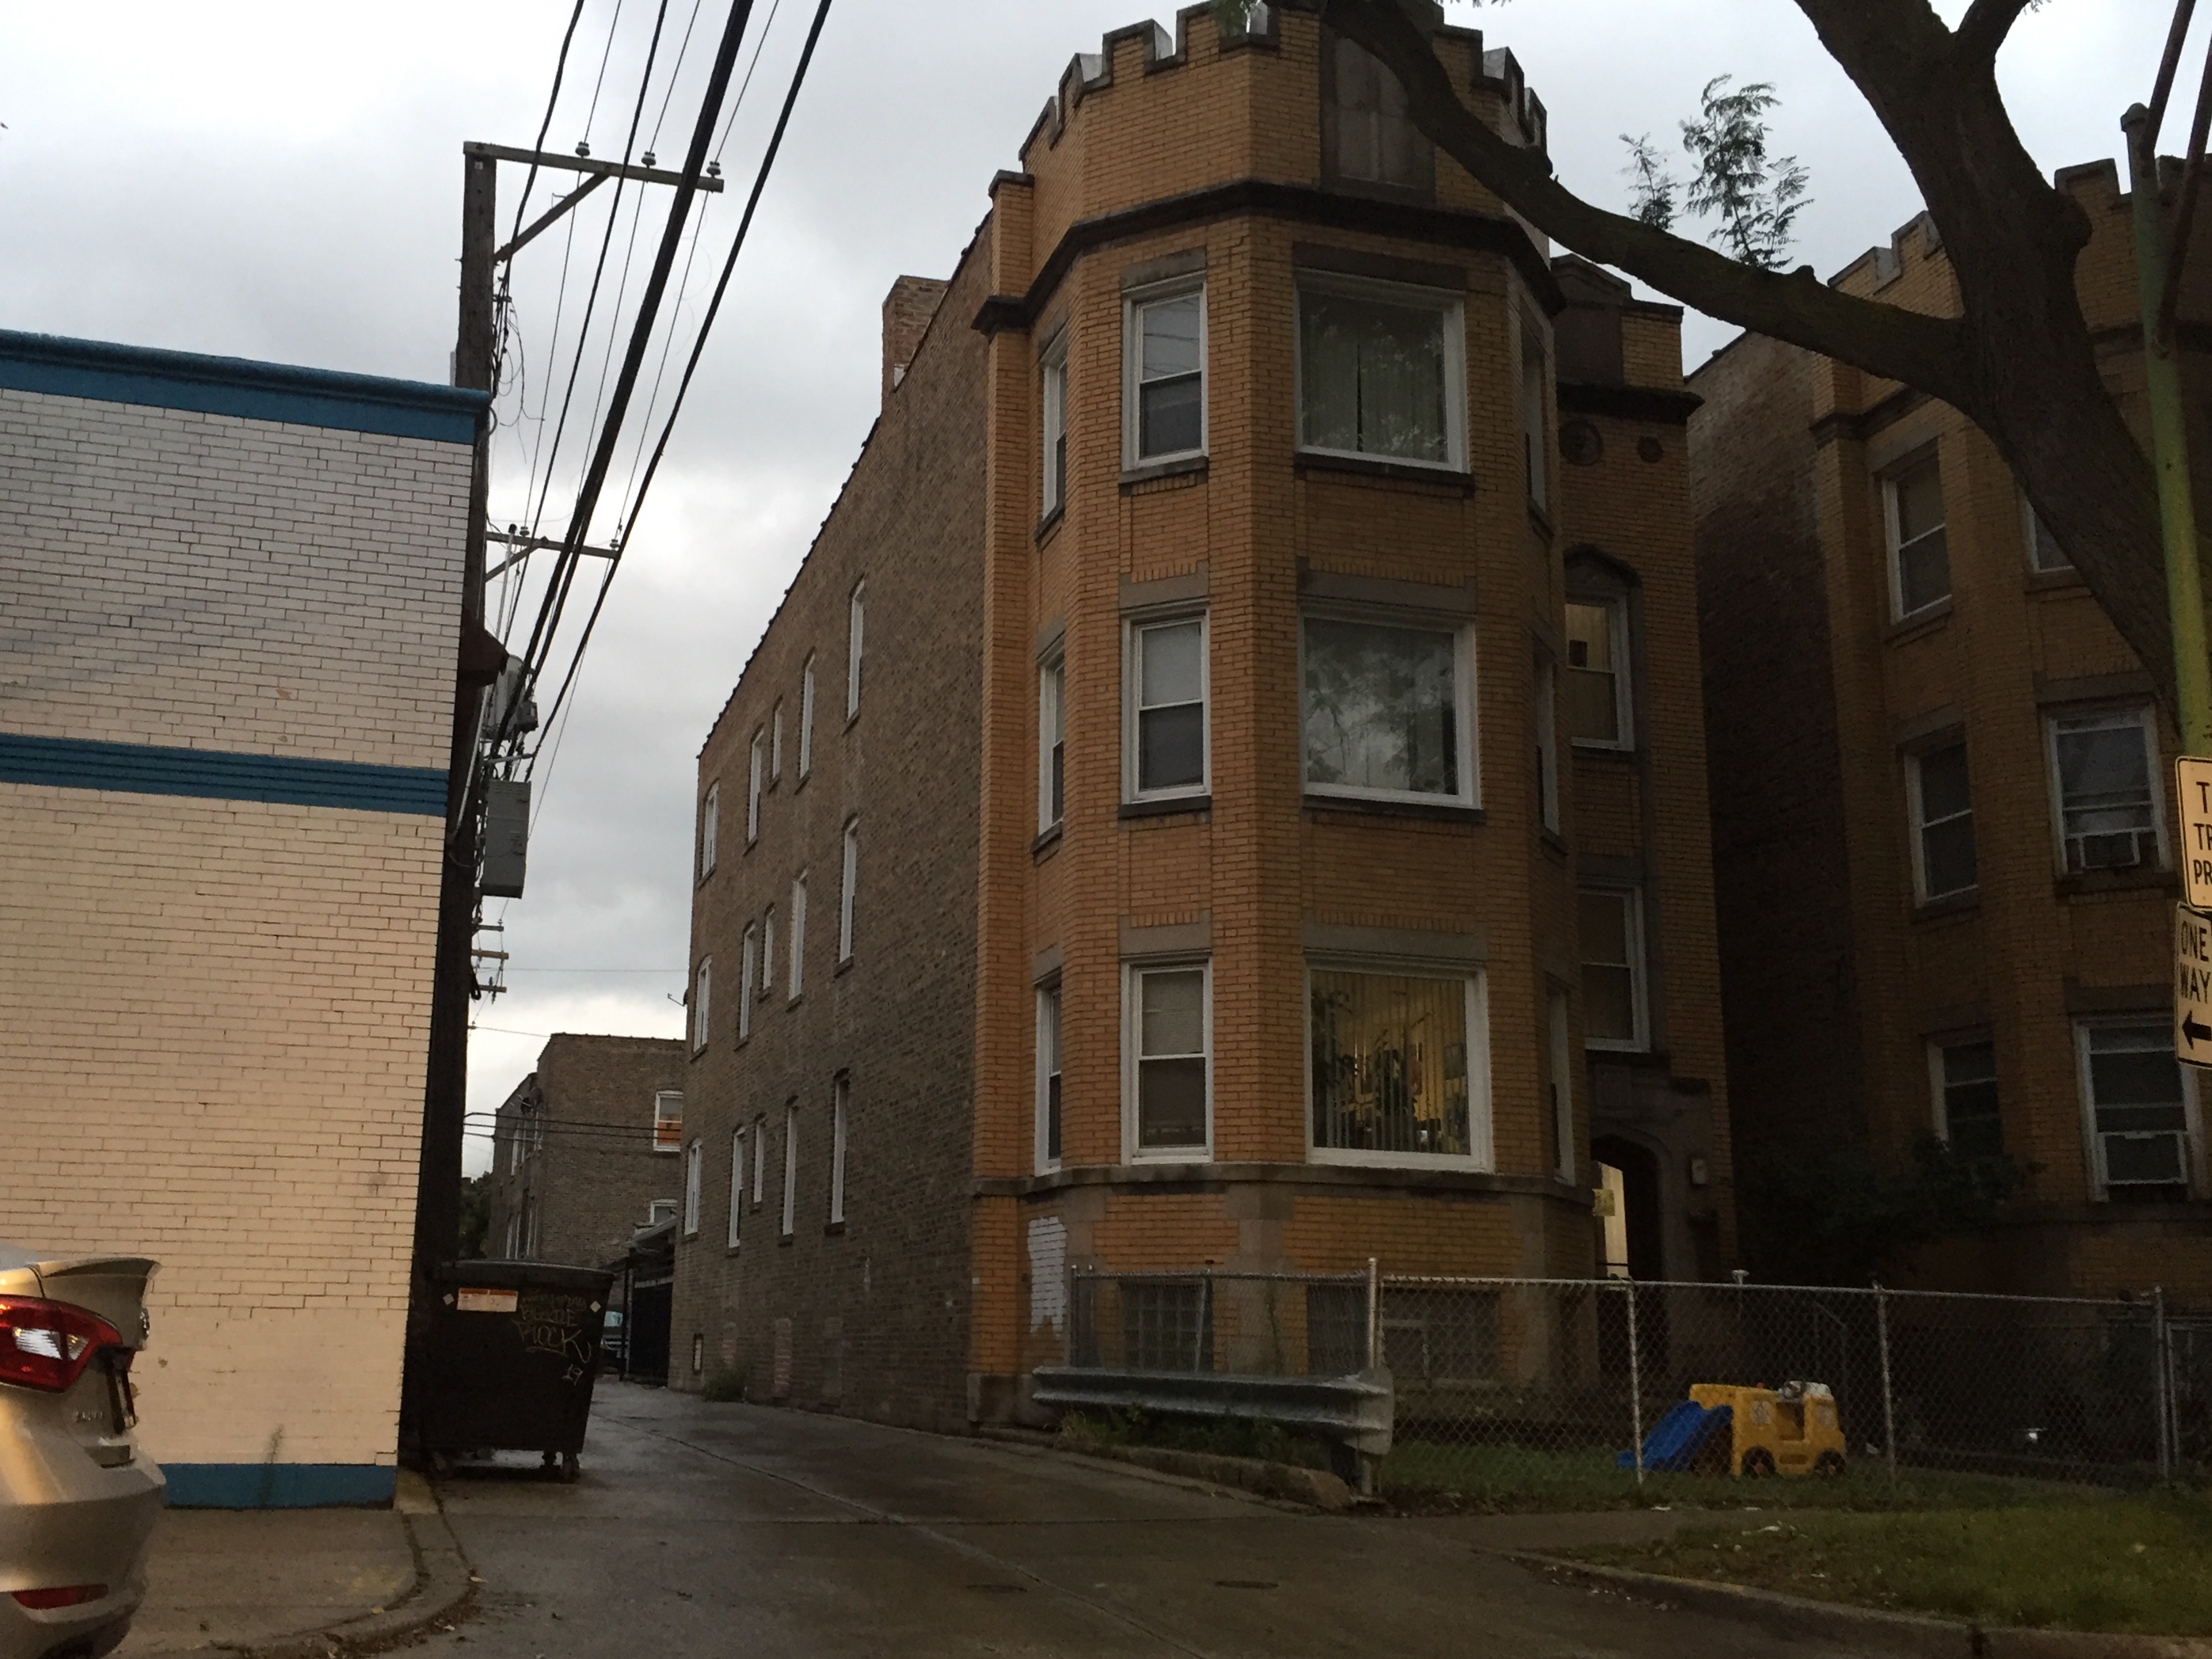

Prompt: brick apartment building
[
  {"left": 486, "top": 1033, "right": 690, "bottom": 1277},
  {"left": 0, "top": 327, "right": 482, "bottom": 1503},
  {"left": 1691, "top": 161, "right": 2212, "bottom": 1301},
  {"left": 674, "top": 3, "right": 1733, "bottom": 1426}
]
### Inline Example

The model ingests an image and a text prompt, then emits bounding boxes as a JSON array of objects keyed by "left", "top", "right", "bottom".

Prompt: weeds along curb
[
  {"left": 976, "top": 1427, "right": 1356, "bottom": 1511},
  {"left": 1514, "top": 1554, "right": 2212, "bottom": 1659}
]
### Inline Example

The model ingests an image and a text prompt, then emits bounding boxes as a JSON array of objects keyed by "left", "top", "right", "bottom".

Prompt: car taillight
[
  {"left": 10, "top": 1586, "right": 108, "bottom": 1610},
  {"left": 0, "top": 1299, "right": 121, "bottom": 1393}
]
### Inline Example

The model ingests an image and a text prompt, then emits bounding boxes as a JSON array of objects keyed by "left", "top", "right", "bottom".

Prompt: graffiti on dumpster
[{"left": 512, "top": 1292, "right": 598, "bottom": 1370}]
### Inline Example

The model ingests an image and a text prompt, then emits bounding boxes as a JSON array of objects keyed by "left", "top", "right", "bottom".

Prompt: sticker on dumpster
[{"left": 456, "top": 1288, "right": 520, "bottom": 1313}]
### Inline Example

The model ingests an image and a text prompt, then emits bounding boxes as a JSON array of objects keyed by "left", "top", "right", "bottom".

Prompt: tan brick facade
[
  {"left": 676, "top": 4, "right": 1731, "bottom": 1425},
  {"left": 0, "top": 335, "right": 478, "bottom": 1502},
  {"left": 1691, "top": 163, "right": 2212, "bottom": 1299}
]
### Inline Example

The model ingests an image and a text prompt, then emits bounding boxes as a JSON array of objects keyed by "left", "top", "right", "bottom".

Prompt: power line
[
  {"left": 505, "top": 0, "right": 592, "bottom": 253},
  {"left": 534, "top": 0, "right": 833, "bottom": 745}
]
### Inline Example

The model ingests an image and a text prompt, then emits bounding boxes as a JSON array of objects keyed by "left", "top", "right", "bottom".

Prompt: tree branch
[
  {"left": 1320, "top": 0, "right": 1976, "bottom": 409},
  {"left": 1955, "top": 0, "right": 2035, "bottom": 62}
]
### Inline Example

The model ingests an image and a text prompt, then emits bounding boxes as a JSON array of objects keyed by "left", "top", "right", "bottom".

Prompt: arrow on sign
[{"left": 2187, "top": 1014, "right": 2212, "bottom": 1048}]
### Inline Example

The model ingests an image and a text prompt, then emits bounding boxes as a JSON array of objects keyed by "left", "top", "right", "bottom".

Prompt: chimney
[{"left": 881, "top": 275, "right": 950, "bottom": 407}]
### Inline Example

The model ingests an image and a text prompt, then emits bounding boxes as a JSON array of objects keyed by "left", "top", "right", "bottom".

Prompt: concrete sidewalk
[{"left": 116, "top": 1471, "right": 474, "bottom": 1658}]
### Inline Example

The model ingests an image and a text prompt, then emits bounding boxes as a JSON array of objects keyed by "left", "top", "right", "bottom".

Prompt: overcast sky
[{"left": 0, "top": 0, "right": 2176, "bottom": 1174}]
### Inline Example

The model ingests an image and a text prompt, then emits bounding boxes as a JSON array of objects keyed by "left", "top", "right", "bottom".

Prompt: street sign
[
  {"left": 2177, "top": 759, "right": 2212, "bottom": 908},
  {"left": 2176, "top": 904, "right": 2212, "bottom": 1069}
]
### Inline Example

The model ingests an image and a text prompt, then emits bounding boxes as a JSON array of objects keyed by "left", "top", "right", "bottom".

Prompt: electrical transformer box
[{"left": 482, "top": 779, "right": 530, "bottom": 899}]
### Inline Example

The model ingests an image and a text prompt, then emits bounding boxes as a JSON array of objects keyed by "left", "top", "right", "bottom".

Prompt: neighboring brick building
[
  {"left": 0, "top": 328, "right": 482, "bottom": 1503},
  {"left": 1690, "top": 162, "right": 2212, "bottom": 1300},
  {"left": 485, "top": 1034, "right": 690, "bottom": 1282},
  {"left": 675, "top": 3, "right": 1733, "bottom": 1427}
]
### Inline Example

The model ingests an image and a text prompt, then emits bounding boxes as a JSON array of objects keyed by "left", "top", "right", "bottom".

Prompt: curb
[
  {"left": 1512, "top": 1554, "right": 2212, "bottom": 1659},
  {"left": 976, "top": 1428, "right": 1355, "bottom": 1511},
  {"left": 138, "top": 1474, "right": 478, "bottom": 1659}
]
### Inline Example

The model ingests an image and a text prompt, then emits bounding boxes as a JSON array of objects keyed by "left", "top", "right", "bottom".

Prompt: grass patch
[
  {"left": 700, "top": 1368, "right": 745, "bottom": 1402},
  {"left": 1570, "top": 1491, "right": 2212, "bottom": 1635},
  {"left": 1059, "top": 1408, "right": 1327, "bottom": 1469},
  {"left": 1380, "top": 1441, "right": 2097, "bottom": 1513}
]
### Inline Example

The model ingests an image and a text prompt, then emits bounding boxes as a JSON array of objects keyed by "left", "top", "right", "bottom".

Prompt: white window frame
[
  {"left": 1906, "top": 739, "right": 1977, "bottom": 903},
  {"left": 747, "top": 729, "right": 765, "bottom": 844},
  {"left": 682, "top": 1140, "right": 702, "bottom": 1237},
  {"left": 2073, "top": 1018, "right": 2203, "bottom": 1200},
  {"left": 780, "top": 1104, "right": 799, "bottom": 1237},
  {"left": 788, "top": 873, "right": 807, "bottom": 1000},
  {"left": 1122, "top": 611, "right": 1210, "bottom": 805},
  {"left": 829, "top": 1075, "right": 849, "bottom": 1227},
  {"left": 1564, "top": 596, "right": 1633, "bottom": 751},
  {"left": 1036, "top": 983, "right": 1063, "bottom": 1173},
  {"left": 1041, "top": 332, "right": 1068, "bottom": 518},
  {"left": 1039, "top": 655, "right": 1066, "bottom": 834},
  {"left": 699, "top": 782, "right": 719, "bottom": 877},
  {"left": 1926, "top": 1036, "right": 2000, "bottom": 1149},
  {"left": 2022, "top": 488, "right": 2069, "bottom": 573},
  {"left": 846, "top": 580, "right": 866, "bottom": 719},
  {"left": 727, "top": 1131, "right": 744, "bottom": 1249},
  {"left": 839, "top": 820, "right": 859, "bottom": 963},
  {"left": 760, "top": 906, "right": 776, "bottom": 999},
  {"left": 1303, "top": 962, "right": 1492, "bottom": 1172},
  {"left": 1579, "top": 886, "right": 1650, "bottom": 1053},
  {"left": 752, "top": 1118, "right": 766, "bottom": 1208},
  {"left": 2044, "top": 706, "right": 2168, "bottom": 875},
  {"left": 691, "top": 958, "right": 712, "bottom": 1054},
  {"left": 1883, "top": 452, "right": 1950, "bottom": 621},
  {"left": 1535, "top": 655, "right": 1561, "bottom": 835},
  {"left": 798, "top": 655, "right": 816, "bottom": 778},
  {"left": 771, "top": 700, "right": 785, "bottom": 781},
  {"left": 738, "top": 924, "right": 757, "bottom": 1040},
  {"left": 653, "top": 1090, "right": 684, "bottom": 1155},
  {"left": 1298, "top": 607, "right": 1478, "bottom": 809},
  {"left": 1293, "top": 271, "right": 1466, "bottom": 472},
  {"left": 1121, "top": 959, "right": 1213, "bottom": 1164},
  {"left": 1548, "top": 989, "right": 1574, "bottom": 1181},
  {"left": 1122, "top": 279, "right": 1208, "bottom": 468}
]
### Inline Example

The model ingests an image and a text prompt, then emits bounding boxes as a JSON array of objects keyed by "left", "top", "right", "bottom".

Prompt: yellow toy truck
[{"left": 1686, "top": 1380, "right": 1848, "bottom": 1476}]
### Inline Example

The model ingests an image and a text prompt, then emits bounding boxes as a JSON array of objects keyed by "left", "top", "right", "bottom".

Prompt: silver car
[{"left": 0, "top": 1248, "right": 162, "bottom": 1659}]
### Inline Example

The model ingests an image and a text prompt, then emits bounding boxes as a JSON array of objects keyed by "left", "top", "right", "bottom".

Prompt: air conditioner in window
[
  {"left": 2072, "top": 829, "right": 2149, "bottom": 872},
  {"left": 2100, "top": 1130, "right": 2188, "bottom": 1189}
]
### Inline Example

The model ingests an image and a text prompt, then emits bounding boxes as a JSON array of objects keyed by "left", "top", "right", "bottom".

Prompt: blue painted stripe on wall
[
  {"left": 0, "top": 328, "right": 485, "bottom": 445},
  {"left": 0, "top": 733, "right": 448, "bottom": 816},
  {"left": 162, "top": 1463, "right": 398, "bottom": 1509}
]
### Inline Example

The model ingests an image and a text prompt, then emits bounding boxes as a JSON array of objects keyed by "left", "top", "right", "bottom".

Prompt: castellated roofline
[
  {"left": 1826, "top": 158, "right": 2141, "bottom": 298},
  {"left": 1016, "top": 2, "right": 1548, "bottom": 173}
]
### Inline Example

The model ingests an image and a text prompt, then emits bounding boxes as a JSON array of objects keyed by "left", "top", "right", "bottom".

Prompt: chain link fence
[{"left": 1061, "top": 1269, "right": 2194, "bottom": 1501}]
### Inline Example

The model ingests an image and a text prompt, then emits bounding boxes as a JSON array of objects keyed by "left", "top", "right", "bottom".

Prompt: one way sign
[{"left": 2176, "top": 904, "right": 2212, "bottom": 1068}]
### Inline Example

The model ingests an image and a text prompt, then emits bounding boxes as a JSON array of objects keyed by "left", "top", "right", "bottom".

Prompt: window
[
  {"left": 727, "top": 1132, "right": 744, "bottom": 1248},
  {"left": 2048, "top": 708, "right": 2164, "bottom": 873},
  {"left": 760, "top": 906, "right": 776, "bottom": 997},
  {"left": 1037, "top": 984, "right": 1063, "bottom": 1170},
  {"left": 699, "top": 783, "right": 719, "bottom": 877},
  {"left": 1885, "top": 453, "right": 1950, "bottom": 618},
  {"left": 829, "top": 1076, "right": 849, "bottom": 1226},
  {"left": 1518, "top": 308, "right": 1548, "bottom": 510},
  {"left": 2023, "top": 490, "right": 2069, "bottom": 573},
  {"left": 1579, "top": 888, "right": 1647, "bottom": 1050},
  {"left": 1041, "top": 336, "right": 1068, "bottom": 517},
  {"left": 691, "top": 959, "right": 712, "bottom": 1053},
  {"left": 781, "top": 1105, "right": 799, "bottom": 1237},
  {"left": 1930, "top": 1038, "right": 2002, "bottom": 1158},
  {"left": 1296, "top": 275, "right": 1462, "bottom": 467},
  {"left": 839, "top": 820, "right": 858, "bottom": 963},
  {"left": 1564, "top": 599, "right": 1630, "bottom": 748},
  {"left": 653, "top": 1090, "right": 683, "bottom": 1154},
  {"left": 738, "top": 925, "right": 757, "bottom": 1040},
  {"left": 798, "top": 656, "right": 816, "bottom": 778},
  {"left": 1909, "top": 740, "right": 1978, "bottom": 900},
  {"left": 1547, "top": 990, "right": 1574, "bottom": 1180},
  {"left": 846, "top": 581, "right": 866, "bottom": 718},
  {"left": 1127, "top": 963, "right": 1210, "bottom": 1158},
  {"left": 752, "top": 1118, "right": 766, "bottom": 1208},
  {"left": 2077, "top": 1021, "right": 2192, "bottom": 1197},
  {"left": 747, "top": 729, "right": 765, "bottom": 843},
  {"left": 1125, "top": 286, "right": 1205, "bottom": 464},
  {"left": 1126, "top": 615, "right": 1208, "bottom": 800},
  {"left": 1122, "top": 1280, "right": 1213, "bottom": 1372},
  {"left": 1535, "top": 656, "right": 1560, "bottom": 835},
  {"left": 646, "top": 1199, "right": 677, "bottom": 1229},
  {"left": 771, "top": 701, "right": 785, "bottom": 781},
  {"left": 682, "top": 1140, "right": 702, "bottom": 1237},
  {"left": 1308, "top": 968, "right": 1489, "bottom": 1166},
  {"left": 1301, "top": 615, "right": 1474, "bottom": 805},
  {"left": 1323, "top": 32, "right": 1430, "bottom": 190},
  {"left": 788, "top": 874, "right": 807, "bottom": 999},
  {"left": 1039, "top": 657, "right": 1066, "bottom": 832}
]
